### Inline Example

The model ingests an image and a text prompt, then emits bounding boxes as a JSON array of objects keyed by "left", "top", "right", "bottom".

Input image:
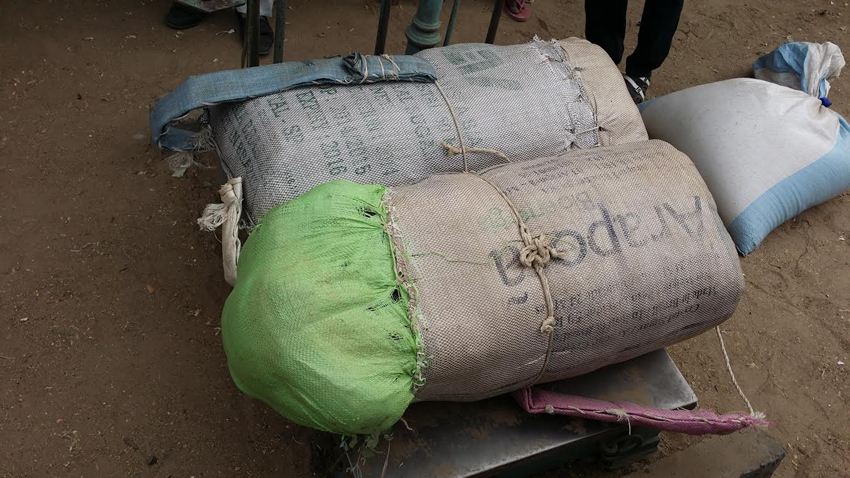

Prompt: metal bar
[
  {"left": 374, "top": 0, "right": 391, "bottom": 55},
  {"left": 240, "top": 4, "right": 250, "bottom": 67},
  {"left": 485, "top": 0, "right": 503, "bottom": 44},
  {"left": 443, "top": 0, "right": 461, "bottom": 46},
  {"left": 273, "top": 0, "right": 286, "bottom": 63},
  {"left": 243, "top": 0, "right": 260, "bottom": 67},
  {"left": 404, "top": 0, "right": 443, "bottom": 54}
]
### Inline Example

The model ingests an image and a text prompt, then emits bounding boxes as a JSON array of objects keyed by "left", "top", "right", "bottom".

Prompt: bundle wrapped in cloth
[
  {"left": 222, "top": 140, "right": 745, "bottom": 435},
  {"left": 209, "top": 38, "right": 647, "bottom": 225},
  {"left": 198, "top": 38, "right": 649, "bottom": 284}
]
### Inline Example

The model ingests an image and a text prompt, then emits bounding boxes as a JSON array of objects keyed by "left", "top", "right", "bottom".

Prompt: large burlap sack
[
  {"left": 222, "top": 140, "right": 744, "bottom": 435},
  {"left": 209, "top": 38, "right": 646, "bottom": 225},
  {"left": 640, "top": 78, "right": 850, "bottom": 254}
]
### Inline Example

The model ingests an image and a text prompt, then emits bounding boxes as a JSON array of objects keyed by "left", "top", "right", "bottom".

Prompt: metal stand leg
[
  {"left": 485, "top": 0, "right": 502, "bottom": 44},
  {"left": 273, "top": 0, "right": 286, "bottom": 63},
  {"left": 374, "top": 0, "right": 391, "bottom": 55},
  {"left": 241, "top": 0, "right": 260, "bottom": 67},
  {"left": 404, "top": 0, "right": 443, "bottom": 54},
  {"left": 443, "top": 0, "right": 461, "bottom": 46}
]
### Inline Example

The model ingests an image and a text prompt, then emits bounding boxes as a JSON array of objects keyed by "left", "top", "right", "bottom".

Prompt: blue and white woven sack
[
  {"left": 753, "top": 41, "right": 844, "bottom": 103},
  {"left": 640, "top": 78, "right": 850, "bottom": 255}
]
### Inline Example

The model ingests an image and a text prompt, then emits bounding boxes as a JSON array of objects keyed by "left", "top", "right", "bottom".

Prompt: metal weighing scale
[{"left": 337, "top": 349, "right": 697, "bottom": 477}]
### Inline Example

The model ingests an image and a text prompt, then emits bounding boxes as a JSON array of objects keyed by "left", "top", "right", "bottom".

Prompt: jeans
[
  {"left": 585, "top": 0, "right": 685, "bottom": 79},
  {"left": 236, "top": 0, "right": 274, "bottom": 18}
]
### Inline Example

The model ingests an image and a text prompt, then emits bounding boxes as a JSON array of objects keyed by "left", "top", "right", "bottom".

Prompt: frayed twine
[
  {"left": 164, "top": 127, "right": 216, "bottom": 177},
  {"left": 605, "top": 408, "right": 632, "bottom": 435},
  {"left": 198, "top": 202, "right": 228, "bottom": 232},
  {"left": 189, "top": 125, "right": 216, "bottom": 152},
  {"left": 197, "top": 178, "right": 243, "bottom": 286},
  {"left": 165, "top": 150, "right": 213, "bottom": 178}
]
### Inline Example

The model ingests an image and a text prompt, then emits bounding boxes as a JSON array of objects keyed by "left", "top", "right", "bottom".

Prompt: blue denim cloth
[{"left": 150, "top": 53, "right": 437, "bottom": 151}]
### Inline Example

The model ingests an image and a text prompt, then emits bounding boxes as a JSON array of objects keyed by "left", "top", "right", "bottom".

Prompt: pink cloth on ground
[{"left": 513, "top": 387, "right": 770, "bottom": 435}]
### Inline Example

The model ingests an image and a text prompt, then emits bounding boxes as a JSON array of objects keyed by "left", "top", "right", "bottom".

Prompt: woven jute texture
[
  {"left": 209, "top": 38, "right": 647, "bottom": 225},
  {"left": 386, "top": 140, "right": 744, "bottom": 401}
]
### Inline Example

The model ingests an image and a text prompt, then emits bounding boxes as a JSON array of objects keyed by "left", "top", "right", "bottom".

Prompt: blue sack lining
[
  {"left": 149, "top": 53, "right": 437, "bottom": 151},
  {"left": 728, "top": 116, "right": 850, "bottom": 254}
]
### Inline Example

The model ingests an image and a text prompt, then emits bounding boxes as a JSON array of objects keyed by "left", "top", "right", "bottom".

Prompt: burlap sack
[
  {"left": 222, "top": 140, "right": 744, "bottom": 435},
  {"left": 388, "top": 140, "right": 744, "bottom": 400},
  {"left": 209, "top": 37, "right": 647, "bottom": 225}
]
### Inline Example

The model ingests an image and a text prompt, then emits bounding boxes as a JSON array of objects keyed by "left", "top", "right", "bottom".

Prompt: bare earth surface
[{"left": 1, "top": 1, "right": 848, "bottom": 477}]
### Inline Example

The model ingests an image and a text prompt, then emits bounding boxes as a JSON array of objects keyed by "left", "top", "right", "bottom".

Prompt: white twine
[
  {"left": 716, "top": 326, "right": 763, "bottom": 418},
  {"left": 605, "top": 408, "right": 632, "bottom": 435},
  {"left": 198, "top": 177, "right": 243, "bottom": 286}
]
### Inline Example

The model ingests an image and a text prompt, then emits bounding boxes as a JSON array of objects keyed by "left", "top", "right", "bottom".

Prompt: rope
[
  {"left": 380, "top": 54, "right": 401, "bottom": 78},
  {"left": 439, "top": 141, "right": 512, "bottom": 165},
  {"left": 198, "top": 177, "right": 243, "bottom": 286},
  {"left": 715, "top": 326, "right": 759, "bottom": 417},
  {"left": 433, "top": 80, "right": 468, "bottom": 171},
  {"left": 358, "top": 53, "right": 369, "bottom": 84},
  {"left": 605, "top": 408, "right": 632, "bottom": 435},
  {"left": 359, "top": 54, "right": 402, "bottom": 84},
  {"left": 434, "top": 76, "right": 563, "bottom": 387},
  {"left": 474, "top": 173, "right": 564, "bottom": 386}
]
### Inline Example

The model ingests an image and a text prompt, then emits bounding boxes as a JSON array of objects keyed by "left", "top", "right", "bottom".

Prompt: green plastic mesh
[{"left": 221, "top": 180, "right": 420, "bottom": 435}]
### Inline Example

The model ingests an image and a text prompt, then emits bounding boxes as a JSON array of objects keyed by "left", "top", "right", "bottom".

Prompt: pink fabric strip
[{"left": 513, "top": 388, "right": 770, "bottom": 435}]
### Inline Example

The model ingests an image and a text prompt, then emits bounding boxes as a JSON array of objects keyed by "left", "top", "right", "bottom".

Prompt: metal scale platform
[{"left": 347, "top": 349, "right": 697, "bottom": 477}]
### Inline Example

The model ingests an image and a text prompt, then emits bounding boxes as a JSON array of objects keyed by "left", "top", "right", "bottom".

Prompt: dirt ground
[{"left": 1, "top": 0, "right": 848, "bottom": 477}]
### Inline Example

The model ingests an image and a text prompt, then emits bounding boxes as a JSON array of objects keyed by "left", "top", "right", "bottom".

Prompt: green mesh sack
[
  {"left": 222, "top": 141, "right": 745, "bottom": 436},
  {"left": 221, "top": 180, "right": 422, "bottom": 435}
]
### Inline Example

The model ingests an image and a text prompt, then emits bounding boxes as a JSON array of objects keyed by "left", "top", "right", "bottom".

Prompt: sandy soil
[{"left": 1, "top": 0, "right": 848, "bottom": 477}]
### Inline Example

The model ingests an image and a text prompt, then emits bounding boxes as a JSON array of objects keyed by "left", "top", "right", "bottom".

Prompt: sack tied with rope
[
  {"left": 221, "top": 140, "right": 745, "bottom": 435},
  {"left": 209, "top": 38, "right": 646, "bottom": 226},
  {"left": 200, "top": 37, "right": 647, "bottom": 284}
]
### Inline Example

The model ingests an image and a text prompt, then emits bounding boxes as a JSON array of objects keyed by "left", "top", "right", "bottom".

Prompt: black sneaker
[
  {"left": 165, "top": 3, "right": 205, "bottom": 30},
  {"left": 238, "top": 13, "right": 274, "bottom": 56},
  {"left": 624, "top": 74, "right": 651, "bottom": 104}
]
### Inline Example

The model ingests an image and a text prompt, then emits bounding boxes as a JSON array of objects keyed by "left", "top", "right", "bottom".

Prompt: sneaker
[
  {"left": 238, "top": 13, "right": 274, "bottom": 56},
  {"left": 165, "top": 3, "right": 205, "bottom": 30},
  {"left": 623, "top": 75, "right": 651, "bottom": 104}
]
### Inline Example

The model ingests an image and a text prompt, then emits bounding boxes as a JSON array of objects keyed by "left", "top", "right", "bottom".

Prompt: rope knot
[
  {"left": 605, "top": 409, "right": 629, "bottom": 421},
  {"left": 199, "top": 177, "right": 243, "bottom": 286},
  {"left": 439, "top": 141, "right": 463, "bottom": 157},
  {"left": 540, "top": 316, "right": 556, "bottom": 334},
  {"left": 520, "top": 235, "right": 565, "bottom": 268},
  {"left": 218, "top": 177, "right": 242, "bottom": 206}
]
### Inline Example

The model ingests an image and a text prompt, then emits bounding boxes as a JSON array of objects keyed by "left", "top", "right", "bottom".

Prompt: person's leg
[
  {"left": 260, "top": 0, "right": 274, "bottom": 17},
  {"left": 236, "top": 0, "right": 275, "bottom": 55},
  {"left": 236, "top": 0, "right": 273, "bottom": 17},
  {"left": 624, "top": 0, "right": 684, "bottom": 79},
  {"left": 585, "top": 0, "right": 629, "bottom": 65}
]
